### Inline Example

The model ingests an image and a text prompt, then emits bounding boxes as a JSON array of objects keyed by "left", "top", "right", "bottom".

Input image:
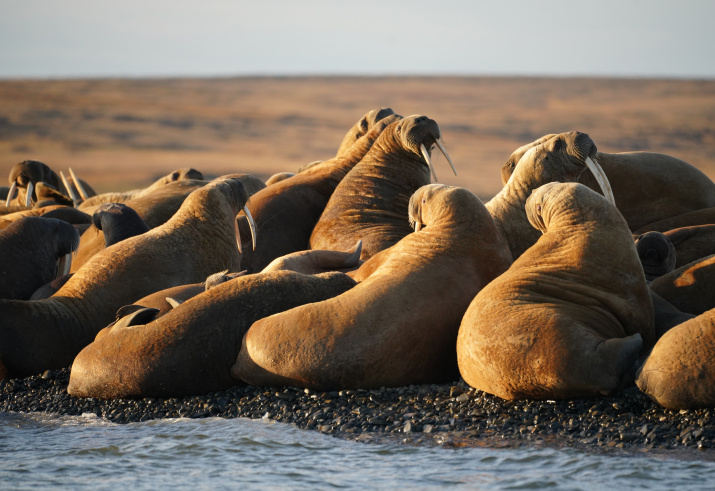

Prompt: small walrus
[
  {"left": 457, "top": 182, "right": 655, "bottom": 400},
  {"left": 233, "top": 184, "right": 512, "bottom": 390}
]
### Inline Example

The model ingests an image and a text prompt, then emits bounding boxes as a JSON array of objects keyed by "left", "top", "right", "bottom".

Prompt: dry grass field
[{"left": 1, "top": 76, "right": 714, "bottom": 200}]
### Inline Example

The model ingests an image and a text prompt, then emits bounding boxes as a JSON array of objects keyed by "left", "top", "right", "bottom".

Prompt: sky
[{"left": 1, "top": 0, "right": 714, "bottom": 79}]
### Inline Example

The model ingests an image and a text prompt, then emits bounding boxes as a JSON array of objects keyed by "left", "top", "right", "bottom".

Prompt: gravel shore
[{"left": 2, "top": 368, "right": 713, "bottom": 461}]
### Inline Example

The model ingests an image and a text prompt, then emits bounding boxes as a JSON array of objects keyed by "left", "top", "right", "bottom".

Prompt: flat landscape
[{"left": 1, "top": 76, "right": 714, "bottom": 200}]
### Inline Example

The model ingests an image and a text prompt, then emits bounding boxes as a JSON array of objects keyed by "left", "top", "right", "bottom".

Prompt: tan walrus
[
  {"left": 310, "top": 115, "right": 457, "bottom": 260},
  {"left": 636, "top": 307, "right": 715, "bottom": 409},
  {"left": 68, "top": 271, "right": 356, "bottom": 399},
  {"left": 0, "top": 177, "right": 256, "bottom": 379},
  {"left": 457, "top": 182, "right": 655, "bottom": 400},
  {"left": 233, "top": 184, "right": 512, "bottom": 390}
]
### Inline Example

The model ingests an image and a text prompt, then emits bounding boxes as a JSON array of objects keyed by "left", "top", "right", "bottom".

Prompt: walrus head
[
  {"left": 506, "top": 132, "right": 614, "bottom": 205},
  {"left": 634, "top": 231, "right": 677, "bottom": 281},
  {"left": 395, "top": 115, "right": 457, "bottom": 182},
  {"left": 335, "top": 107, "right": 399, "bottom": 157}
]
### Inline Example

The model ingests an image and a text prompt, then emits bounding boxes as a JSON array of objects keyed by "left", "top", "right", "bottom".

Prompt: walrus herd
[{"left": 1, "top": 108, "right": 714, "bottom": 413}]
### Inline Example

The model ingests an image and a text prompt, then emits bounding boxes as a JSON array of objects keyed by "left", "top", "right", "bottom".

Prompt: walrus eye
[
  {"left": 421, "top": 198, "right": 426, "bottom": 204},
  {"left": 536, "top": 204, "right": 542, "bottom": 214}
]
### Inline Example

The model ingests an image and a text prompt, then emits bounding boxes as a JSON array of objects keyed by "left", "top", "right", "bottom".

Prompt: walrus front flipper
[{"left": 595, "top": 333, "right": 643, "bottom": 395}]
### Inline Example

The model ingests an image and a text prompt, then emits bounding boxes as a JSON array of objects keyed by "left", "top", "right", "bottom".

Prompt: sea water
[{"left": 1, "top": 412, "right": 713, "bottom": 490}]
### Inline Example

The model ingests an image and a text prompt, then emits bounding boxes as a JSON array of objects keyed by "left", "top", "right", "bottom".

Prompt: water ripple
[{"left": 1, "top": 413, "right": 715, "bottom": 490}]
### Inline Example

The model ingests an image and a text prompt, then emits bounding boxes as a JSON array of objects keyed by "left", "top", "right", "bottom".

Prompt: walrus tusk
[
  {"left": 60, "top": 171, "right": 80, "bottom": 206},
  {"left": 244, "top": 206, "right": 257, "bottom": 251},
  {"left": 420, "top": 144, "right": 439, "bottom": 182},
  {"left": 584, "top": 156, "right": 616, "bottom": 207},
  {"left": 24, "top": 181, "right": 34, "bottom": 207},
  {"left": 56, "top": 252, "right": 73, "bottom": 278},
  {"left": 346, "top": 240, "right": 363, "bottom": 265},
  {"left": 165, "top": 297, "right": 183, "bottom": 309},
  {"left": 5, "top": 182, "right": 16, "bottom": 206},
  {"left": 234, "top": 217, "right": 243, "bottom": 254},
  {"left": 69, "top": 168, "right": 90, "bottom": 201},
  {"left": 435, "top": 139, "right": 457, "bottom": 176}
]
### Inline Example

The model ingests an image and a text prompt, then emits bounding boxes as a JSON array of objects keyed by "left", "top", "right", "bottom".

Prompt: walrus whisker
[
  {"left": 69, "top": 168, "right": 90, "bottom": 202},
  {"left": 244, "top": 206, "right": 257, "bottom": 251},
  {"left": 420, "top": 144, "right": 439, "bottom": 182},
  {"left": 585, "top": 156, "right": 616, "bottom": 207},
  {"left": 60, "top": 171, "right": 80, "bottom": 206},
  {"left": 435, "top": 139, "right": 457, "bottom": 176},
  {"left": 25, "top": 181, "right": 34, "bottom": 207},
  {"left": 5, "top": 182, "right": 16, "bottom": 206}
]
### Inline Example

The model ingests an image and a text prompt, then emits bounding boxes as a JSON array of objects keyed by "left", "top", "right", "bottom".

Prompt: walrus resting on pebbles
[
  {"left": 233, "top": 184, "right": 512, "bottom": 390},
  {"left": 68, "top": 271, "right": 356, "bottom": 399},
  {"left": 457, "top": 182, "right": 655, "bottom": 400},
  {"left": 0, "top": 177, "right": 256, "bottom": 379},
  {"left": 636, "top": 308, "right": 715, "bottom": 410},
  {"left": 310, "top": 115, "right": 457, "bottom": 260}
]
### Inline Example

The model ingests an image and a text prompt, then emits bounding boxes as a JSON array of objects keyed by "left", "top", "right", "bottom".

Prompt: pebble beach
[{"left": 2, "top": 367, "right": 713, "bottom": 461}]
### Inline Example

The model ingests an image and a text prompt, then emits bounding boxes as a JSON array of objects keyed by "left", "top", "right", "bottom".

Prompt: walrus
[
  {"left": 0, "top": 177, "right": 256, "bottom": 379},
  {"left": 636, "top": 307, "right": 715, "bottom": 409},
  {"left": 0, "top": 204, "right": 91, "bottom": 231},
  {"left": 68, "top": 271, "right": 356, "bottom": 399},
  {"left": 236, "top": 110, "right": 402, "bottom": 273},
  {"left": 634, "top": 231, "right": 677, "bottom": 281},
  {"left": 501, "top": 133, "right": 715, "bottom": 232},
  {"left": 662, "top": 224, "right": 715, "bottom": 268},
  {"left": 7, "top": 160, "right": 95, "bottom": 207},
  {"left": 487, "top": 132, "right": 614, "bottom": 260},
  {"left": 0, "top": 217, "right": 79, "bottom": 300},
  {"left": 261, "top": 241, "right": 363, "bottom": 276},
  {"left": 233, "top": 184, "right": 512, "bottom": 390},
  {"left": 309, "top": 115, "right": 457, "bottom": 260},
  {"left": 77, "top": 168, "right": 204, "bottom": 210},
  {"left": 70, "top": 178, "right": 208, "bottom": 272},
  {"left": 632, "top": 207, "right": 715, "bottom": 235},
  {"left": 457, "top": 182, "right": 655, "bottom": 400},
  {"left": 649, "top": 253, "right": 715, "bottom": 316}
]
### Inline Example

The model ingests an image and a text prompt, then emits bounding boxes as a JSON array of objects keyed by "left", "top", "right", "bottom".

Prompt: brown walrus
[
  {"left": 0, "top": 177, "right": 255, "bottom": 379},
  {"left": 0, "top": 217, "right": 79, "bottom": 300},
  {"left": 487, "top": 132, "right": 614, "bottom": 260},
  {"left": 501, "top": 133, "right": 715, "bottom": 232},
  {"left": 457, "top": 182, "right": 655, "bottom": 400},
  {"left": 7, "top": 160, "right": 95, "bottom": 207},
  {"left": 309, "top": 115, "right": 457, "bottom": 260},
  {"left": 236, "top": 110, "right": 402, "bottom": 273},
  {"left": 68, "top": 271, "right": 356, "bottom": 399},
  {"left": 661, "top": 224, "right": 715, "bottom": 268},
  {"left": 649, "top": 253, "right": 715, "bottom": 316},
  {"left": 636, "top": 308, "right": 715, "bottom": 409},
  {"left": 233, "top": 184, "right": 512, "bottom": 390}
]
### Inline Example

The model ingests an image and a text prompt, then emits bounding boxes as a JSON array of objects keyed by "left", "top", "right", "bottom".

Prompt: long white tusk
[
  {"left": 420, "top": 143, "right": 438, "bottom": 182},
  {"left": 25, "top": 181, "right": 34, "bottom": 207},
  {"left": 584, "top": 156, "right": 616, "bottom": 207},
  {"left": 414, "top": 220, "right": 422, "bottom": 233},
  {"left": 68, "top": 168, "right": 89, "bottom": 201},
  {"left": 56, "top": 252, "right": 73, "bottom": 278},
  {"left": 244, "top": 206, "right": 257, "bottom": 251},
  {"left": 5, "top": 182, "right": 16, "bottom": 206},
  {"left": 234, "top": 217, "right": 243, "bottom": 254},
  {"left": 435, "top": 139, "right": 457, "bottom": 176},
  {"left": 60, "top": 171, "right": 80, "bottom": 206},
  {"left": 346, "top": 240, "right": 363, "bottom": 265}
]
